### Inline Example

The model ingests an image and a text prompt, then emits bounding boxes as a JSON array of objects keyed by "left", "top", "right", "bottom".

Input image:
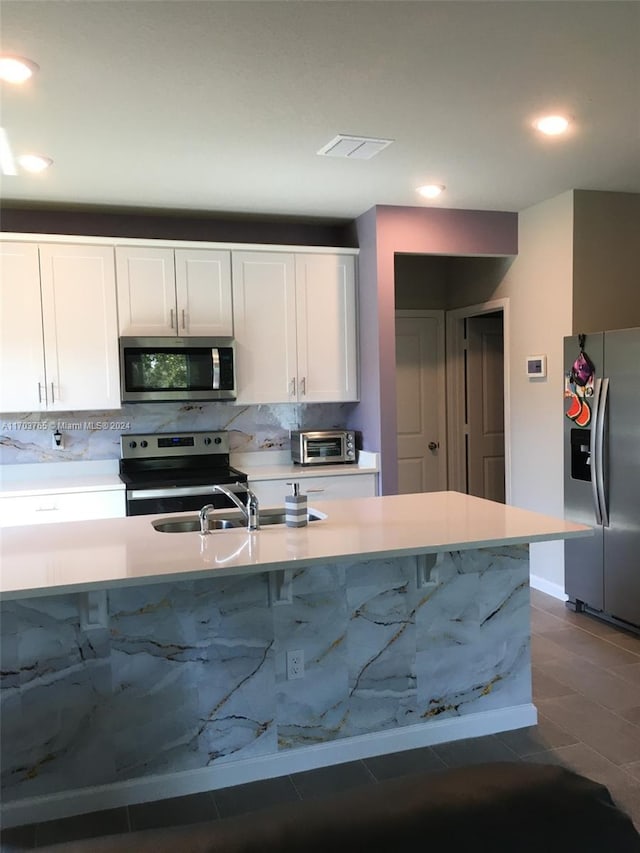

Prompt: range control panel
[{"left": 120, "top": 431, "right": 229, "bottom": 459}]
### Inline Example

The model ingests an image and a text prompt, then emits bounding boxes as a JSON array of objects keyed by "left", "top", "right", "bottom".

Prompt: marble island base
[{"left": 0, "top": 544, "right": 533, "bottom": 827}]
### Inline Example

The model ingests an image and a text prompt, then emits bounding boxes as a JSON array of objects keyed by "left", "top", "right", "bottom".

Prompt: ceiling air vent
[{"left": 317, "top": 134, "right": 394, "bottom": 160}]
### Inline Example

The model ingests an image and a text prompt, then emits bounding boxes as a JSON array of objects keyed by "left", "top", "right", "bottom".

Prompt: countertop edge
[{"left": 0, "top": 524, "right": 592, "bottom": 602}]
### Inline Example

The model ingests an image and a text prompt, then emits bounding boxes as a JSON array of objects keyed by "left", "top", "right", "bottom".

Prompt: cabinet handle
[
  {"left": 50, "top": 382, "right": 55, "bottom": 403},
  {"left": 36, "top": 506, "right": 58, "bottom": 512},
  {"left": 306, "top": 488, "right": 325, "bottom": 493},
  {"left": 170, "top": 308, "right": 175, "bottom": 329},
  {"left": 181, "top": 309, "right": 186, "bottom": 330},
  {"left": 290, "top": 377, "right": 296, "bottom": 398},
  {"left": 301, "top": 376, "right": 306, "bottom": 396},
  {"left": 37, "top": 382, "right": 44, "bottom": 404}
]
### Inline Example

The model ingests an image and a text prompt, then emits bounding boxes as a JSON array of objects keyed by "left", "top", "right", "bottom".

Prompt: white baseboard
[
  {"left": 530, "top": 574, "right": 568, "bottom": 601},
  {"left": 1, "top": 703, "right": 537, "bottom": 829}
]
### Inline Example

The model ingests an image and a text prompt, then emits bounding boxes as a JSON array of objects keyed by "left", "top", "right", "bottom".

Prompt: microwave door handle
[{"left": 211, "top": 348, "right": 221, "bottom": 390}]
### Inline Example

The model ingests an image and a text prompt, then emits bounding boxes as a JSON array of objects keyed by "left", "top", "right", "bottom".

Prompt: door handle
[
  {"left": 589, "top": 379, "right": 603, "bottom": 525},
  {"left": 595, "top": 377, "right": 609, "bottom": 527},
  {"left": 428, "top": 441, "right": 439, "bottom": 451}
]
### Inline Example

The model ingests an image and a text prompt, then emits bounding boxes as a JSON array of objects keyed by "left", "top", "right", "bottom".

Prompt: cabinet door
[
  {"left": 249, "top": 473, "right": 377, "bottom": 507},
  {"left": 0, "top": 242, "right": 46, "bottom": 412},
  {"left": 174, "top": 249, "right": 233, "bottom": 336},
  {"left": 39, "top": 244, "right": 121, "bottom": 411},
  {"left": 0, "top": 489, "right": 126, "bottom": 527},
  {"left": 115, "top": 246, "right": 177, "bottom": 335},
  {"left": 295, "top": 254, "right": 358, "bottom": 402},
  {"left": 232, "top": 252, "right": 297, "bottom": 403},
  {"left": 302, "top": 473, "right": 377, "bottom": 500}
]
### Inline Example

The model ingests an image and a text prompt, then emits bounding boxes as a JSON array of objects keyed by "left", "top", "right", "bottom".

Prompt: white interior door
[
  {"left": 395, "top": 311, "right": 446, "bottom": 494},
  {"left": 466, "top": 314, "right": 505, "bottom": 502}
]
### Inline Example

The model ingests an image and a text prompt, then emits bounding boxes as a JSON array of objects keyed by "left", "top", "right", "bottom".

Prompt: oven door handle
[
  {"left": 127, "top": 485, "right": 222, "bottom": 501},
  {"left": 212, "top": 348, "right": 220, "bottom": 390}
]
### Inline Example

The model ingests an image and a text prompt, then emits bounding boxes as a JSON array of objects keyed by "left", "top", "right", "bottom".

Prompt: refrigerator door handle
[
  {"left": 590, "top": 378, "right": 603, "bottom": 525},
  {"left": 595, "top": 377, "right": 609, "bottom": 527}
]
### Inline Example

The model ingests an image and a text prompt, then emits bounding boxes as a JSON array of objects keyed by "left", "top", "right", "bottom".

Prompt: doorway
[
  {"left": 446, "top": 299, "right": 511, "bottom": 504},
  {"left": 395, "top": 310, "right": 447, "bottom": 494}
]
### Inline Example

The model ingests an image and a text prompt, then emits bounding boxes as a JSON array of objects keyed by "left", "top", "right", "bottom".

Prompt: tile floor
[{"left": 3, "top": 587, "right": 640, "bottom": 850}]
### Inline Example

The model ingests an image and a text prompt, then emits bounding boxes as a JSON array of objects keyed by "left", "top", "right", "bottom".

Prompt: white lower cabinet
[
  {"left": 248, "top": 473, "right": 377, "bottom": 508},
  {"left": 0, "top": 489, "right": 126, "bottom": 527}
]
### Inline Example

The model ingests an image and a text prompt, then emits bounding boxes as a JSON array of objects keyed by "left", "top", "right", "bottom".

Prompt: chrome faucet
[
  {"left": 199, "top": 483, "right": 260, "bottom": 534},
  {"left": 199, "top": 503, "right": 216, "bottom": 535}
]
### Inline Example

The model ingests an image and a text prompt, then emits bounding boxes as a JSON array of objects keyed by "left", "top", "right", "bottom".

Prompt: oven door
[
  {"left": 126, "top": 485, "right": 239, "bottom": 516},
  {"left": 120, "top": 337, "right": 236, "bottom": 402}
]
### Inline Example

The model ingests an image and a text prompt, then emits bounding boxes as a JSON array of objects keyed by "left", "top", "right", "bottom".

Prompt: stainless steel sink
[
  {"left": 152, "top": 507, "right": 324, "bottom": 533},
  {"left": 152, "top": 517, "right": 239, "bottom": 533}
]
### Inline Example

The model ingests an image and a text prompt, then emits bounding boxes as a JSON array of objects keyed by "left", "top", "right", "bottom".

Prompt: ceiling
[{"left": 1, "top": 0, "right": 639, "bottom": 222}]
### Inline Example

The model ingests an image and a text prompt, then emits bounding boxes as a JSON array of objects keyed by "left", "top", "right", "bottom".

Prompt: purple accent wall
[
  {"left": 346, "top": 208, "right": 380, "bottom": 451},
  {"left": 355, "top": 205, "right": 518, "bottom": 495},
  {"left": 0, "top": 206, "right": 356, "bottom": 248}
]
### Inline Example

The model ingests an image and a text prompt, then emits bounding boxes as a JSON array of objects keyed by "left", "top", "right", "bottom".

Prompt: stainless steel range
[{"left": 119, "top": 430, "right": 248, "bottom": 516}]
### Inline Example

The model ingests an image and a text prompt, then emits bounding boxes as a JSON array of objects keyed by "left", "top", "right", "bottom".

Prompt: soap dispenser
[{"left": 285, "top": 482, "right": 307, "bottom": 528}]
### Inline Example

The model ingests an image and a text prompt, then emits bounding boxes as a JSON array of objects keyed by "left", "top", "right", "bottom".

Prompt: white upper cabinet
[
  {"left": 232, "top": 252, "right": 298, "bottom": 403},
  {"left": 0, "top": 243, "right": 46, "bottom": 413},
  {"left": 116, "top": 246, "right": 233, "bottom": 336},
  {"left": 0, "top": 242, "right": 120, "bottom": 413},
  {"left": 232, "top": 251, "right": 358, "bottom": 404},
  {"left": 294, "top": 253, "right": 358, "bottom": 403}
]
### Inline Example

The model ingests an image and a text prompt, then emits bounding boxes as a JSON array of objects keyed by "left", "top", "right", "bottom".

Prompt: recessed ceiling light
[
  {"left": 417, "top": 184, "right": 445, "bottom": 199},
  {"left": 18, "top": 154, "right": 53, "bottom": 173},
  {"left": 0, "top": 55, "right": 39, "bottom": 84},
  {"left": 533, "top": 115, "right": 571, "bottom": 136}
]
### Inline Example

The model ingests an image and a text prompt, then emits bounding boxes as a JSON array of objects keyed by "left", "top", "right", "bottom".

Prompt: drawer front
[
  {"left": 0, "top": 490, "right": 126, "bottom": 527},
  {"left": 249, "top": 474, "right": 377, "bottom": 507}
]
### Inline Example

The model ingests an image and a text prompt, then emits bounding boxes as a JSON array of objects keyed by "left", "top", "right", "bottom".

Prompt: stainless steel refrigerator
[{"left": 564, "top": 327, "right": 640, "bottom": 630}]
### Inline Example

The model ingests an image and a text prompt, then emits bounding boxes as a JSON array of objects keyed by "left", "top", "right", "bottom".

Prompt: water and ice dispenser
[{"left": 570, "top": 428, "right": 591, "bottom": 481}]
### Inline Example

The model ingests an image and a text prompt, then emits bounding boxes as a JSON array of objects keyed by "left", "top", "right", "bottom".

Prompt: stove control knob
[
  {"left": 214, "top": 437, "right": 222, "bottom": 444},
  {"left": 129, "top": 441, "right": 137, "bottom": 449},
  {"left": 204, "top": 437, "right": 212, "bottom": 446},
  {"left": 140, "top": 440, "right": 148, "bottom": 448}
]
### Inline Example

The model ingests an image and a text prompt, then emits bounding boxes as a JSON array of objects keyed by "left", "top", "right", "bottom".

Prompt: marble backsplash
[{"left": 0, "top": 402, "right": 357, "bottom": 465}]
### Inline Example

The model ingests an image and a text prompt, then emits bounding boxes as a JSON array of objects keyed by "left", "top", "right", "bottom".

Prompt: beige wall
[
  {"left": 434, "top": 193, "right": 574, "bottom": 593},
  {"left": 572, "top": 191, "right": 640, "bottom": 333},
  {"left": 499, "top": 192, "right": 574, "bottom": 593}
]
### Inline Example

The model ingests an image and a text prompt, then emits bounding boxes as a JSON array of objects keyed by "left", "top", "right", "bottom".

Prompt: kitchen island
[{"left": 0, "top": 492, "right": 590, "bottom": 827}]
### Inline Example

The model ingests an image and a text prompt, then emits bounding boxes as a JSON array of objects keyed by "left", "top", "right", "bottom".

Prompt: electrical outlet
[{"left": 286, "top": 649, "right": 304, "bottom": 680}]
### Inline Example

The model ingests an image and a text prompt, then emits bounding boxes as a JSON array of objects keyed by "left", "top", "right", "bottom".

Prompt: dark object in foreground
[{"left": 36, "top": 761, "right": 640, "bottom": 853}]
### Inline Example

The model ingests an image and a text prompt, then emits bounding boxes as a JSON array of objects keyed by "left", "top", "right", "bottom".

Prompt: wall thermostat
[{"left": 526, "top": 355, "right": 547, "bottom": 378}]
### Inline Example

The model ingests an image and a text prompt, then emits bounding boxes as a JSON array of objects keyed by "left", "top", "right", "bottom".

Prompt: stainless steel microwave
[
  {"left": 290, "top": 430, "right": 357, "bottom": 465},
  {"left": 119, "top": 337, "right": 236, "bottom": 403}
]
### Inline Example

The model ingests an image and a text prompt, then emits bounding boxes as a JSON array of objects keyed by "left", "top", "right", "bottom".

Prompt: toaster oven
[{"left": 290, "top": 430, "right": 357, "bottom": 466}]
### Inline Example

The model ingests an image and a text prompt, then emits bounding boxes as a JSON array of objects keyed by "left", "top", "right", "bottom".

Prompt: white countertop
[
  {"left": 0, "top": 491, "right": 591, "bottom": 600},
  {"left": 0, "top": 453, "right": 378, "bottom": 497},
  {"left": 231, "top": 449, "right": 379, "bottom": 481},
  {"left": 0, "top": 461, "right": 124, "bottom": 497}
]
